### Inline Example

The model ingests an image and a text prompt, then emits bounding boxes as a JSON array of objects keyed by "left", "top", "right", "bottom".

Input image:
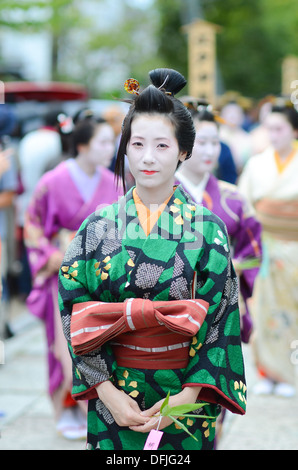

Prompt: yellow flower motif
[
  {"left": 189, "top": 347, "right": 196, "bottom": 357},
  {"left": 234, "top": 380, "right": 247, "bottom": 404},
  {"left": 61, "top": 266, "right": 69, "bottom": 273},
  {"left": 202, "top": 420, "right": 210, "bottom": 438},
  {"left": 95, "top": 269, "right": 101, "bottom": 277},
  {"left": 103, "top": 256, "right": 111, "bottom": 263},
  {"left": 94, "top": 261, "right": 100, "bottom": 269},
  {"left": 129, "top": 381, "right": 138, "bottom": 388},
  {"left": 118, "top": 380, "right": 125, "bottom": 387},
  {"left": 127, "top": 258, "right": 135, "bottom": 267},
  {"left": 71, "top": 261, "right": 79, "bottom": 268},
  {"left": 123, "top": 370, "right": 129, "bottom": 379},
  {"left": 70, "top": 270, "right": 78, "bottom": 277},
  {"left": 174, "top": 198, "right": 183, "bottom": 205},
  {"left": 170, "top": 205, "right": 180, "bottom": 213},
  {"left": 175, "top": 214, "right": 184, "bottom": 225},
  {"left": 101, "top": 272, "right": 109, "bottom": 281},
  {"left": 129, "top": 390, "right": 139, "bottom": 398}
]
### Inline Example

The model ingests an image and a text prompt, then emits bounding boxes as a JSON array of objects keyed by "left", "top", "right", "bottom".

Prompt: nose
[
  {"left": 205, "top": 142, "right": 215, "bottom": 157},
  {"left": 142, "top": 146, "right": 155, "bottom": 164}
]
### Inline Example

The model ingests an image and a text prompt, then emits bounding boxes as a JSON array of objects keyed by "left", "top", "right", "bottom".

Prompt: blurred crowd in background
[{"left": 0, "top": 90, "right": 286, "bottom": 322}]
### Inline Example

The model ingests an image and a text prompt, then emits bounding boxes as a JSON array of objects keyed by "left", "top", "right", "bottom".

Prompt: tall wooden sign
[
  {"left": 183, "top": 19, "right": 221, "bottom": 105},
  {"left": 282, "top": 56, "right": 298, "bottom": 96}
]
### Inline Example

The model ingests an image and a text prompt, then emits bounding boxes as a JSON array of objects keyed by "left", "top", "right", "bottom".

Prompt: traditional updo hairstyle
[
  {"left": 70, "top": 108, "right": 109, "bottom": 157},
  {"left": 183, "top": 97, "right": 219, "bottom": 125},
  {"left": 270, "top": 101, "right": 298, "bottom": 131},
  {"left": 114, "top": 68, "right": 196, "bottom": 191}
]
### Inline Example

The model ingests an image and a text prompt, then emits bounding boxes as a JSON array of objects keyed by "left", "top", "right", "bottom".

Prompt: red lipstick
[{"left": 142, "top": 170, "right": 157, "bottom": 175}]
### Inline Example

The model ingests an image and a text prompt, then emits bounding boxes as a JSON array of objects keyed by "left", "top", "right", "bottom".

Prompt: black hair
[
  {"left": 184, "top": 98, "right": 217, "bottom": 124},
  {"left": 70, "top": 109, "right": 107, "bottom": 156},
  {"left": 271, "top": 104, "right": 298, "bottom": 131},
  {"left": 114, "top": 68, "right": 195, "bottom": 191}
]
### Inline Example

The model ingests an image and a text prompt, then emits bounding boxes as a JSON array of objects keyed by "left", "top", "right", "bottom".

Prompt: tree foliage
[
  {"left": 154, "top": 0, "right": 298, "bottom": 99},
  {"left": 1, "top": 0, "right": 298, "bottom": 99}
]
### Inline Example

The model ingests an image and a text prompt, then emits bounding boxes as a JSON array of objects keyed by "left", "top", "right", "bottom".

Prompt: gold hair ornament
[{"left": 124, "top": 78, "right": 140, "bottom": 95}]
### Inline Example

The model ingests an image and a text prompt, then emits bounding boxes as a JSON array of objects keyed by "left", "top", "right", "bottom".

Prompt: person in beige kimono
[{"left": 238, "top": 101, "right": 298, "bottom": 397}]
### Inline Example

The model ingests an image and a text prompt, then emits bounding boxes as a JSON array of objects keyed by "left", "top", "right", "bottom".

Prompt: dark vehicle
[{"left": 3, "top": 81, "right": 89, "bottom": 137}]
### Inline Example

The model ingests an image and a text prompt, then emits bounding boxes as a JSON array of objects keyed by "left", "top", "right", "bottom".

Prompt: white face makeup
[
  {"left": 126, "top": 114, "right": 186, "bottom": 203},
  {"left": 83, "top": 123, "right": 115, "bottom": 168},
  {"left": 182, "top": 121, "right": 221, "bottom": 180},
  {"left": 264, "top": 112, "right": 296, "bottom": 154}
]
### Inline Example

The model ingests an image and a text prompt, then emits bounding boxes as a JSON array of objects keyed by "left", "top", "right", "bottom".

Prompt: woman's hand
[
  {"left": 129, "top": 386, "right": 201, "bottom": 433},
  {"left": 47, "top": 251, "right": 65, "bottom": 275},
  {"left": 96, "top": 381, "right": 150, "bottom": 428}
]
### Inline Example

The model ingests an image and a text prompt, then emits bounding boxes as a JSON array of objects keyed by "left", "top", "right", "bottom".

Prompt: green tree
[
  {"left": 0, "top": 0, "right": 90, "bottom": 80},
  {"left": 201, "top": 0, "right": 298, "bottom": 98},
  {"left": 152, "top": 0, "right": 298, "bottom": 99},
  {"left": 153, "top": 0, "right": 188, "bottom": 80}
]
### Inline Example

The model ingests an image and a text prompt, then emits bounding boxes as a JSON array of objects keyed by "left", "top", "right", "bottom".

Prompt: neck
[
  {"left": 135, "top": 183, "right": 174, "bottom": 208},
  {"left": 178, "top": 165, "right": 206, "bottom": 186},
  {"left": 76, "top": 154, "right": 96, "bottom": 176},
  {"left": 276, "top": 144, "right": 294, "bottom": 161}
]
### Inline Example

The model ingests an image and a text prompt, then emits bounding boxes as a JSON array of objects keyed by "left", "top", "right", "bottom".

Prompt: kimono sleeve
[
  {"left": 232, "top": 194, "right": 262, "bottom": 294},
  {"left": 58, "top": 218, "right": 117, "bottom": 401},
  {"left": 24, "top": 177, "right": 61, "bottom": 277},
  {"left": 183, "top": 215, "right": 246, "bottom": 416}
]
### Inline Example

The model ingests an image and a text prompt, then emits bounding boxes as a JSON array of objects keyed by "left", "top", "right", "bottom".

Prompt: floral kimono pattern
[
  {"left": 239, "top": 146, "right": 298, "bottom": 385},
  {"left": 58, "top": 185, "right": 246, "bottom": 450}
]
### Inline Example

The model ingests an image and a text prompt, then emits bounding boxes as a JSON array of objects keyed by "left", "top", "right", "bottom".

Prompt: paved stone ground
[{"left": 1, "top": 299, "right": 298, "bottom": 450}]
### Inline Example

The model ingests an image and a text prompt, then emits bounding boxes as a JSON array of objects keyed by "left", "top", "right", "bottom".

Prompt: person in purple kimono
[
  {"left": 176, "top": 104, "right": 262, "bottom": 344},
  {"left": 175, "top": 103, "right": 262, "bottom": 444},
  {"left": 24, "top": 111, "right": 123, "bottom": 439}
]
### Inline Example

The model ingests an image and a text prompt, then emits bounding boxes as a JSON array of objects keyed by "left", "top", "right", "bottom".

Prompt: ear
[
  {"left": 178, "top": 151, "right": 187, "bottom": 163},
  {"left": 77, "top": 143, "right": 88, "bottom": 154}
]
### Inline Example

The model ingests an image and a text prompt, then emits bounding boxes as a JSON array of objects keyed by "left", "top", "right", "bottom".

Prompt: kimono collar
[
  {"left": 132, "top": 187, "right": 175, "bottom": 236},
  {"left": 175, "top": 170, "right": 210, "bottom": 203}
]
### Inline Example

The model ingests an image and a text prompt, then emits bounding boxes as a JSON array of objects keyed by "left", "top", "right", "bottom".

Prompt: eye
[
  {"left": 131, "top": 141, "right": 143, "bottom": 147},
  {"left": 157, "top": 143, "right": 169, "bottom": 149}
]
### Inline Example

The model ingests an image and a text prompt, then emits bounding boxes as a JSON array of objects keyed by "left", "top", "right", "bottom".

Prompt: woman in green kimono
[{"left": 58, "top": 68, "right": 246, "bottom": 450}]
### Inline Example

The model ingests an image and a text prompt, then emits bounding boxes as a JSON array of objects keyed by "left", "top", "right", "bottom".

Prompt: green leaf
[
  {"left": 169, "top": 415, "right": 198, "bottom": 441},
  {"left": 177, "top": 414, "right": 216, "bottom": 419},
  {"left": 164, "top": 403, "right": 207, "bottom": 416},
  {"left": 160, "top": 391, "right": 170, "bottom": 414}
]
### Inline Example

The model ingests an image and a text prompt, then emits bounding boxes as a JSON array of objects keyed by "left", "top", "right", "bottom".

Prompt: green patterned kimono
[{"left": 58, "top": 185, "right": 246, "bottom": 450}]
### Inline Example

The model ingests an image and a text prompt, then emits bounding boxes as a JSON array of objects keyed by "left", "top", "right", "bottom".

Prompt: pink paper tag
[{"left": 143, "top": 429, "right": 164, "bottom": 450}]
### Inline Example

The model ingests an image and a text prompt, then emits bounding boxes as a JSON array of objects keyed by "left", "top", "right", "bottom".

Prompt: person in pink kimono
[{"left": 24, "top": 110, "right": 123, "bottom": 439}]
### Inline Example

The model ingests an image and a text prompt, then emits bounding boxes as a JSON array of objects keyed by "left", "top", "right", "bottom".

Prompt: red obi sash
[{"left": 71, "top": 298, "right": 209, "bottom": 369}]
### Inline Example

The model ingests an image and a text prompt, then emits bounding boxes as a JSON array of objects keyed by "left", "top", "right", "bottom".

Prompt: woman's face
[
  {"left": 264, "top": 112, "right": 295, "bottom": 153},
  {"left": 84, "top": 123, "right": 115, "bottom": 167},
  {"left": 126, "top": 114, "right": 186, "bottom": 194},
  {"left": 184, "top": 121, "right": 221, "bottom": 177}
]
